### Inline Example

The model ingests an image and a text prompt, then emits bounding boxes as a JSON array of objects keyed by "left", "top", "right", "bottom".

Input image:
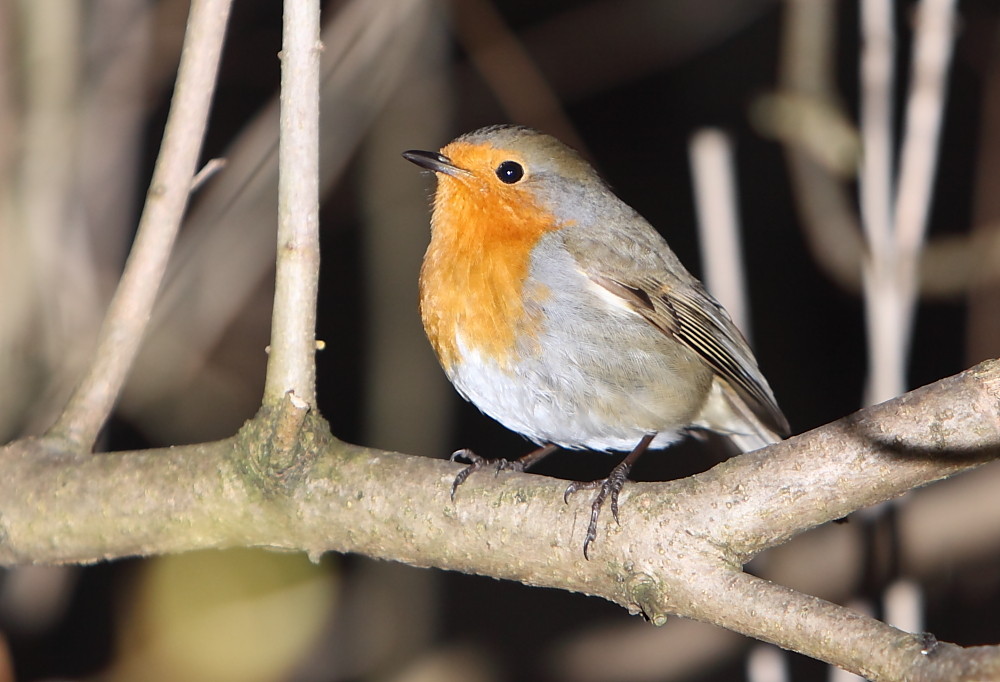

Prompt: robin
[{"left": 403, "top": 125, "right": 789, "bottom": 558}]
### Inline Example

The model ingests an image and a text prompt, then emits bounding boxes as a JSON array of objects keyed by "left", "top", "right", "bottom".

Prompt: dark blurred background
[{"left": 1, "top": 0, "right": 999, "bottom": 680}]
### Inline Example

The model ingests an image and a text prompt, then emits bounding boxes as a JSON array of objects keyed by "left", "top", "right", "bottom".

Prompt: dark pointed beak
[{"left": 402, "top": 150, "right": 468, "bottom": 177}]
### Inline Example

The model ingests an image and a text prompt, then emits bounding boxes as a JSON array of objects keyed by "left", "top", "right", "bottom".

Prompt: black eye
[{"left": 495, "top": 160, "right": 524, "bottom": 184}]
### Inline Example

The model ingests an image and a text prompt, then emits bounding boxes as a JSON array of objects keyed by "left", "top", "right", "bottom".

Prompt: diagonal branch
[{"left": 48, "top": 0, "right": 233, "bottom": 451}]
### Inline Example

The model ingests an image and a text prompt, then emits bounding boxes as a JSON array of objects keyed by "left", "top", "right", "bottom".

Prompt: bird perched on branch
[{"left": 403, "top": 125, "right": 788, "bottom": 558}]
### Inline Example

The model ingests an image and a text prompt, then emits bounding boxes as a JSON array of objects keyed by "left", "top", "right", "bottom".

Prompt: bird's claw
[
  {"left": 564, "top": 463, "right": 631, "bottom": 559},
  {"left": 449, "top": 448, "right": 482, "bottom": 464},
  {"left": 449, "top": 449, "right": 522, "bottom": 499}
]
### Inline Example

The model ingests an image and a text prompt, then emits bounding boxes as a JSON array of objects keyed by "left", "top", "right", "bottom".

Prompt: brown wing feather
[{"left": 590, "top": 274, "right": 790, "bottom": 438}]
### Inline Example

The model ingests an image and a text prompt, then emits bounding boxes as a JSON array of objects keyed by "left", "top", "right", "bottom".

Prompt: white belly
[{"left": 448, "top": 333, "right": 687, "bottom": 452}]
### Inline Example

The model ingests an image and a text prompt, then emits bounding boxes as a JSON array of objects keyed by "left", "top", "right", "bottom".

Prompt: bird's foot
[
  {"left": 564, "top": 459, "right": 633, "bottom": 560},
  {"left": 449, "top": 449, "right": 525, "bottom": 499},
  {"left": 449, "top": 443, "right": 559, "bottom": 499}
]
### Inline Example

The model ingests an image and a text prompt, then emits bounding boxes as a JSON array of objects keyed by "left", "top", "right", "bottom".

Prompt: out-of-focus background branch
[{"left": 1, "top": 0, "right": 998, "bottom": 681}]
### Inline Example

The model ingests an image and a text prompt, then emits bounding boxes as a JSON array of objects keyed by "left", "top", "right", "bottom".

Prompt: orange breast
[{"left": 419, "top": 170, "right": 560, "bottom": 372}]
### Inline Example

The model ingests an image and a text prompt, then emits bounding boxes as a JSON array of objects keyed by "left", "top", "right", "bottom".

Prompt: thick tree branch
[{"left": 1, "top": 359, "right": 997, "bottom": 680}]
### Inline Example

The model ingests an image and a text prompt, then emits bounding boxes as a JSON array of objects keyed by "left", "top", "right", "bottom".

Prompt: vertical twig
[
  {"left": 859, "top": 0, "right": 896, "bottom": 252},
  {"left": 263, "top": 0, "right": 321, "bottom": 407},
  {"left": 48, "top": 0, "right": 233, "bottom": 450}
]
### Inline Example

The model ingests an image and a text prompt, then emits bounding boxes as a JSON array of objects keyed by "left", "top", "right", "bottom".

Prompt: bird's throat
[{"left": 419, "top": 185, "right": 560, "bottom": 373}]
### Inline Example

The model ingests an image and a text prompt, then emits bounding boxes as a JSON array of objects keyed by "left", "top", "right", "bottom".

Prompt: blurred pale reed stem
[
  {"left": 892, "top": 0, "right": 957, "bottom": 337},
  {"left": 860, "top": 0, "right": 957, "bottom": 405},
  {"left": 859, "top": 0, "right": 902, "bottom": 406},
  {"left": 48, "top": 0, "right": 233, "bottom": 450},
  {"left": 1, "top": 1, "right": 171, "bottom": 440},
  {"left": 18, "top": 0, "right": 88, "bottom": 365},
  {"left": 690, "top": 128, "right": 750, "bottom": 338},
  {"left": 6, "top": 0, "right": 92, "bottom": 438},
  {"left": 884, "top": 579, "right": 924, "bottom": 634},
  {"left": 859, "top": 0, "right": 896, "bottom": 255},
  {"left": 264, "top": 0, "right": 321, "bottom": 406},
  {"left": 747, "top": 644, "right": 789, "bottom": 682}
]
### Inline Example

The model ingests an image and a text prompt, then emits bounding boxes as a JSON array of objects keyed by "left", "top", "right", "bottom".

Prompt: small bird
[{"left": 403, "top": 125, "right": 789, "bottom": 558}]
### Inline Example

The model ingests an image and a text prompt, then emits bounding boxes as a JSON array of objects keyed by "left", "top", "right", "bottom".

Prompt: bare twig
[
  {"left": 48, "top": 0, "right": 233, "bottom": 451},
  {"left": 263, "top": 0, "right": 321, "bottom": 407},
  {"left": 118, "top": 0, "right": 432, "bottom": 442},
  {"left": 191, "top": 157, "right": 226, "bottom": 191}
]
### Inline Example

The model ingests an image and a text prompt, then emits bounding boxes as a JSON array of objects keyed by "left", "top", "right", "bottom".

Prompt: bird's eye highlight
[{"left": 495, "top": 160, "right": 524, "bottom": 184}]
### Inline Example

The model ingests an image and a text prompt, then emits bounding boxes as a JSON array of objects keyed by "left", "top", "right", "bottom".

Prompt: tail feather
[{"left": 693, "top": 380, "right": 785, "bottom": 453}]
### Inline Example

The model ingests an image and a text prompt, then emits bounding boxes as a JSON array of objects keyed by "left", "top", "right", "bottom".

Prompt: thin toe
[
  {"left": 449, "top": 451, "right": 513, "bottom": 499},
  {"left": 450, "top": 448, "right": 483, "bottom": 464},
  {"left": 563, "top": 478, "right": 600, "bottom": 504},
  {"left": 566, "top": 470, "right": 631, "bottom": 558}
]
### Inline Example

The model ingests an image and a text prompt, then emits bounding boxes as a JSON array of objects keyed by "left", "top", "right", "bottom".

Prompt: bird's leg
[
  {"left": 450, "top": 443, "right": 559, "bottom": 499},
  {"left": 564, "top": 433, "right": 655, "bottom": 559}
]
